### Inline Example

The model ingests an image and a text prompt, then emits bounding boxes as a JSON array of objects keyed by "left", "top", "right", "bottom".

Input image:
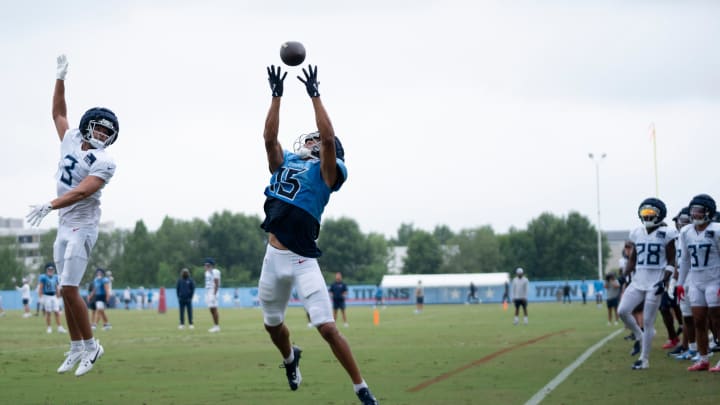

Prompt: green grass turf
[{"left": 0, "top": 303, "right": 717, "bottom": 404}]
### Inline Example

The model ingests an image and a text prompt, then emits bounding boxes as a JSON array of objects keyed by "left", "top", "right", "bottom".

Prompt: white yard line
[{"left": 525, "top": 328, "right": 624, "bottom": 405}]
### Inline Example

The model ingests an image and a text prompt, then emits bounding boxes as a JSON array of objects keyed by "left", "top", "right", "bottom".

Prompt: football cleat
[
  {"left": 675, "top": 350, "right": 697, "bottom": 360},
  {"left": 630, "top": 341, "right": 641, "bottom": 356},
  {"left": 623, "top": 333, "right": 635, "bottom": 341},
  {"left": 356, "top": 387, "right": 379, "bottom": 405},
  {"left": 75, "top": 341, "right": 104, "bottom": 376},
  {"left": 57, "top": 326, "right": 67, "bottom": 333},
  {"left": 709, "top": 361, "right": 720, "bottom": 372},
  {"left": 662, "top": 338, "right": 680, "bottom": 350},
  {"left": 281, "top": 346, "right": 302, "bottom": 391},
  {"left": 57, "top": 350, "right": 84, "bottom": 373},
  {"left": 208, "top": 325, "right": 221, "bottom": 333},
  {"left": 667, "top": 345, "right": 685, "bottom": 356},
  {"left": 631, "top": 359, "right": 649, "bottom": 370},
  {"left": 687, "top": 360, "right": 710, "bottom": 371}
]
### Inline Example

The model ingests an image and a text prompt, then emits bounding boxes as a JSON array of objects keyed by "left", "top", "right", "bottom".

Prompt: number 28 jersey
[
  {"left": 627, "top": 225, "right": 678, "bottom": 290},
  {"left": 56, "top": 129, "right": 116, "bottom": 227}
]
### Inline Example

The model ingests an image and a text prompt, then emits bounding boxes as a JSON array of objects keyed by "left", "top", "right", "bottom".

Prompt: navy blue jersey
[
  {"left": 39, "top": 274, "right": 59, "bottom": 296},
  {"left": 329, "top": 281, "right": 348, "bottom": 301},
  {"left": 261, "top": 150, "right": 347, "bottom": 257}
]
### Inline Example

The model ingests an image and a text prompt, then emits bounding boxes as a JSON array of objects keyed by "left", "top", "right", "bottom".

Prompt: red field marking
[{"left": 407, "top": 329, "right": 574, "bottom": 392}]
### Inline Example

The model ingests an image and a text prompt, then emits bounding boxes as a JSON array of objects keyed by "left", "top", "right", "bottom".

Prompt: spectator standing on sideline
[
  {"left": 122, "top": 287, "right": 132, "bottom": 310},
  {"left": 562, "top": 281, "right": 572, "bottom": 304},
  {"left": 204, "top": 258, "right": 221, "bottom": 333},
  {"left": 147, "top": 289, "right": 154, "bottom": 310},
  {"left": 415, "top": 280, "right": 425, "bottom": 314},
  {"left": 467, "top": 282, "right": 478, "bottom": 304},
  {"left": 512, "top": 268, "right": 529, "bottom": 325},
  {"left": 604, "top": 273, "right": 621, "bottom": 325},
  {"left": 373, "top": 284, "right": 385, "bottom": 309},
  {"left": 580, "top": 279, "right": 588, "bottom": 304},
  {"left": 137, "top": 286, "right": 145, "bottom": 309},
  {"left": 329, "top": 272, "right": 349, "bottom": 327},
  {"left": 16, "top": 278, "right": 32, "bottom": 318},
  {"left": 256, "top": 64, "right": 378, "bottom": 404},
  {"left": 38, "top": 263, "right": 66, "bottom": 333},
  {"left": 593, "top": 278, "right": 604, "bottom": 308},
  {"left": 176, "top": 268, "right": 195, "bottom": 330},
  {"left": 502, "top": 280, "right": 510, "bottom": 306}
]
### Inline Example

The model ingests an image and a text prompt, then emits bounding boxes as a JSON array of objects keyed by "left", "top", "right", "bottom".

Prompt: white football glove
[
  {"left": 668, "top": 278, "right": 677, "bottom": 299},
  {"left": 56, "top": 54, "right": 69, "bottom": 80},
  {"left": 26, "top": 202, "right": 53, "bottom": 227}
]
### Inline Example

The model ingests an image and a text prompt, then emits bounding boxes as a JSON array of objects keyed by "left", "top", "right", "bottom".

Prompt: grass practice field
[{"left": 1, "top": 302, "right": 717, "bottom": 404}]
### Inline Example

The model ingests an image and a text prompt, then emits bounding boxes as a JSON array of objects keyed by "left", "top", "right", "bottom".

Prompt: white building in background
[
  {"left": 0, "top": 217, "right": 48, "bottom": 268},
  {"left": 0, "top": 217, "right": 116, "bottom": 269}
]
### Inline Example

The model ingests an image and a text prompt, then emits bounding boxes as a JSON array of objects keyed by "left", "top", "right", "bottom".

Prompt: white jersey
[
  {"left": 56, "top": 129, "right": 116, "bottom": 226},
  {"left": 17, "top": 283, "right": 31, "bottom": 299},
  {"left": 627, "top": 225, "right": 677, "bottom": 290},
  {"left": 205, "top": 268, "right": 221, "bottom": 291},
  {"left": 512, "top": 276, "right": 529, "bottom": 300},
  {"left": 677, "top": 222, "right": 720, "bottom": 285}
]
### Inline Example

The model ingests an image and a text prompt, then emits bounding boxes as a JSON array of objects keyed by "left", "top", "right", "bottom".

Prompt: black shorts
[
  {"left": 332, "top": 299, "right": 346, "bottom": 310},
  {"left": 513, "top": 299, "right": 527, "bottom": 309},
  {"left": 606, "top": 297, "right": 619, "bottom": 309},
  {"left": 416, "top": 297, "right": 424, "bottom": 305},
  {"left": 22, "top": 298, "right": 29, "bottom": 305}
]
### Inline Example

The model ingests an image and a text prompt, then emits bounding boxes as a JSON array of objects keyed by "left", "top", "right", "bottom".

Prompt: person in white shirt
[
  {"left": 204, "top": 258, "right": 221, "bottom": 332},
  {"left": 16, "top": 278, "right": 32, "bottom": 318},
  {"left": 511, "top": 268, "right": 529, "bottom": 325},
  {"left": 25, "top": 55, "right": 118, "bottom": 377},
  {"left": 618, "top": 198, "right": 677, "bottom": 370},
  {"left": 676, "top": 194, "right": 720, "bottom": 372}
]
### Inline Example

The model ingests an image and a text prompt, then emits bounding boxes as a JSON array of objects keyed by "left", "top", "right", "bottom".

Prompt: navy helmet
[
  {"left": 79, "top": 107, "right": 119, "bottom": 149},
  {"left": 638, "top": 197, "right": 666, "bottom": 228},
  {"left": 688, "top": 194, "right": 716, "bottom": 225}
]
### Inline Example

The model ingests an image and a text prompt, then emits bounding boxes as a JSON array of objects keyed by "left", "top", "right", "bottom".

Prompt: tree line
[{"left": 0, "top": 210, "right": 609, "bottom": 289}]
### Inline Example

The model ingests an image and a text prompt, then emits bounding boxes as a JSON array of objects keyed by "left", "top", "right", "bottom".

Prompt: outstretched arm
[
  {"left": 53, "top": 55, "right": 70, "bottom": 141},
  {"left": 298, "top": 65, "right": 338, "bottom": 188},
  {"left": 264, "top": 65, "right": 286, "bottom": 173}
]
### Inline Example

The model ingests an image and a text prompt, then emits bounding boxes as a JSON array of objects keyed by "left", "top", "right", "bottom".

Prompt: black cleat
[
  {"left": 280, "top": 346, "right": 302, "bottom": 391},
  {"left": 630, "top": 340, "right": 641, "bottom": 356},
  {"left": 667, "top": 345, "right": 685, "bottom": 356},
  {"left": 356, "top": 387, "right": 379, "bottom": 405},
  {"left": 623, "top": 333, "right": 635, "bottom": 341},
  {"left": 631, "top": 359, "right": 648, "bottom": 370}
]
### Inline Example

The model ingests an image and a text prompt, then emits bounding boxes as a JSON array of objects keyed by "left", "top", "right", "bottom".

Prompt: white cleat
[
  {"left": 178, "top": 325, "right": 184, "bottom": 330},
  {"left": 57, "top": 326, "right": 67, "bottom": 333},
  {"left": 75, "top": 342, "right": 104, "bottom": 377},
  {"left": 208, "top": 325, "right": 220, "bottom": 333},
  {"left": 57, "top": 350, "right": 84, "bottom": 373},
  {"left": 47, "top": 327, "right": 52, "bottom": 334}
]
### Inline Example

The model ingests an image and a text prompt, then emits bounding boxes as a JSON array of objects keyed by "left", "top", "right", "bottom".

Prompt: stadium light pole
[{"left": 588, "top": 153, "right": 606, "bottom": 281}]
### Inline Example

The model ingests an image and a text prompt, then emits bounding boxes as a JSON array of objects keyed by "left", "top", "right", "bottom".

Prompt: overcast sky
[{"left": 2, "top": 1, "right": 719, "bottom": 238}]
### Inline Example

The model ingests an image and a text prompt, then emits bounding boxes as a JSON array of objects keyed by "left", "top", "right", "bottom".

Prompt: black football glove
[
  {"left": 267, "top": 65, "right": 287, "bottom": 97},
  {"left": 297, "top": 64, "right": 320, "bottom": 98},
  {"left": 653, "top": 280, "right": 666, "bottom": 296}
]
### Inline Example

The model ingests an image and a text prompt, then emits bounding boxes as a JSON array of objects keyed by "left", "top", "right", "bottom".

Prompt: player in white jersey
[
  {"left": 676, "top": 194, "right": 720, "bottom": 372},
  {"left": 26, "top": 55, "right": 118, "bottom": 377},
  {"left": 618, "top": 198, "right": 677, "bottom": 370},
  {"left": 203, "top": 258, "right": 221, "bottom": 332},
  {"left": 669, "top": 207, "right": 698, "bottom": 359}
]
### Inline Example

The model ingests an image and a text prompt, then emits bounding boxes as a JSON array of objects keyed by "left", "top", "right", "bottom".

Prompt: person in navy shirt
[
  {"left": 329, "top": 272, "right": 349, "bottom": 327},
  {"left": 176, "top": 268, "right": 195, "bottom": 330}
]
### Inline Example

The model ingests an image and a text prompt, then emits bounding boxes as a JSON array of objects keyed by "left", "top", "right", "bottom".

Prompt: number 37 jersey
[
  {"left": 55, "top": 129, "right": 116, "bottom": 226},
  {"left": 628, "top": 225, "right": 678, "bottom": 290},
  {"left": 678, "top": 222, "right": 720, "bottom": 278}
]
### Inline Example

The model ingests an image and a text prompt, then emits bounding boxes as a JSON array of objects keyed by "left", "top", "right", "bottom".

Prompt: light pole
[{"left": 588, "top": 153, "right": 606, "bottom": 280}]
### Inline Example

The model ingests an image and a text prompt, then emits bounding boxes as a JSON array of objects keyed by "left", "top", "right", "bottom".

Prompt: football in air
[{"left": 280, "top": 41, "right": 306, "bottom": 66}]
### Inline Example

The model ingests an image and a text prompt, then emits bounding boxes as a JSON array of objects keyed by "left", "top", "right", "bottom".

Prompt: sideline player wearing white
[
  {"left": 259, "top": 65, "right": 378, "bottom": 405},
  {"left": 26, "top": 55, "right": 118, "bottom": 377},
  {"left": 37, "top": 263, "right": 66, "bottom": 334},
  {"left": 618, "top": 198, "right": 677, "bottom": 370},
  {"left": 676, "top": 194, "right": 720, "bottom": 372},
  {"left": 204, "top": 258, "right": 221, "bottom": 332}
]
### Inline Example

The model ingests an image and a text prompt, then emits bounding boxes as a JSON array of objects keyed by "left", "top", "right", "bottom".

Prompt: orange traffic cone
[
  {"left": 158, "top": 287, "right": 167, "bottom": 314},
  {"left": 373, "top": 308, "right": 380, "bottom": 326},
  {"left": 502, "top": 301, "right": 508, "bottom": 311}
]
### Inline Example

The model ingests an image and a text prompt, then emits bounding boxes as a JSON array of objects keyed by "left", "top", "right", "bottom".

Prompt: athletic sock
[
  {"left": 71, "top": 341, "right": 84, "bottom": 352},
  {"left": 689, "top": 342, "right": 697, "bottom": 351},
  {"left": 83, "top": 338, "right": 97, "bottom": 351},
  {"left": 284, "top": 351, "right": 295, "bottom": 364},
  {"left": 353, "top": 380, "right": 368, "bottom": 393}
]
